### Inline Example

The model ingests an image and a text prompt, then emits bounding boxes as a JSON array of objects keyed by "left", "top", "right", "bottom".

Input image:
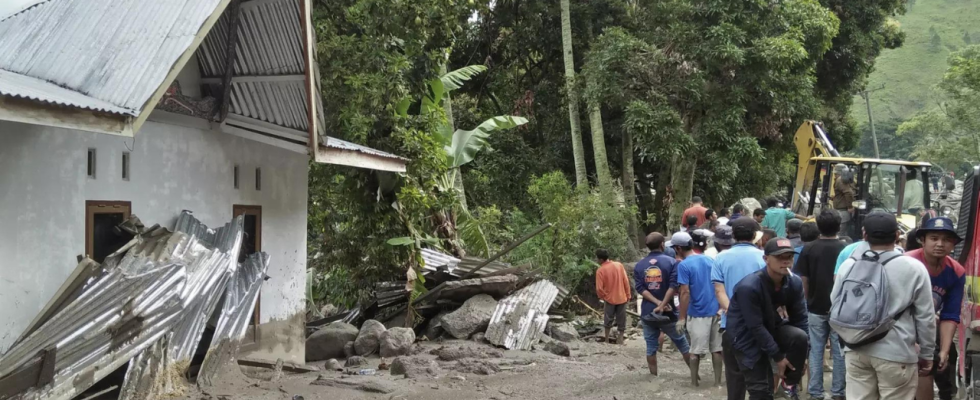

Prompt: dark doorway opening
[{"left": 85, "top": 201, "right": 132, "bottom": 263}]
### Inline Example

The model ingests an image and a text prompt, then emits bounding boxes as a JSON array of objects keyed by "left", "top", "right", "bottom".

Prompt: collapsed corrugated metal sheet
[
  {"left": 0, "top": 259, "right": 187, "bottom": 400},
  {"left": 197, "top": 251, "right": 270, "bottom": 386},
  {"left": 421, "top": 248, "right": 460, "bottom": 273},
  {"left": 485, "top": 280, "right": 559, "bottom": 350},
  {"left": 117, "top": 212, "right": 245, "bottom": 399},
  {"left": 0, "top": 212, "right": 270, "bottom": 400},
  {"left": 323, "top": 137, "right": 410, "bottom": 161},
  {"left": 0, "top": 0, "right": 225, "bottom": 115}
]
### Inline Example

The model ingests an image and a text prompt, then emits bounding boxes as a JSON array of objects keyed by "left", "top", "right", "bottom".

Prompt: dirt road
[{"left": 190, "top": 336, "right": 732, "bottom": 400}]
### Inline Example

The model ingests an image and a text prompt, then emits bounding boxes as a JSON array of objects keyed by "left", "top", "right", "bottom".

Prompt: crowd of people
[{"left": 593, "top": 197, "right": 967, "bottom": 400}]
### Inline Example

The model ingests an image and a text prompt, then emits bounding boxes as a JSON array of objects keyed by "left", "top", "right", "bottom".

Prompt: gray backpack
[{"left": 829, "top": 249, "right": 908, "bottom": 348}]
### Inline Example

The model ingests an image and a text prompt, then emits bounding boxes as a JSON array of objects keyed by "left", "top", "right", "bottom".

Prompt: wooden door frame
[
  {"left": 85, "top": 200, "right": 132, "bottom": 260},
  {"left": 232, "top": 204, "right": 262, "bottom": 327}
]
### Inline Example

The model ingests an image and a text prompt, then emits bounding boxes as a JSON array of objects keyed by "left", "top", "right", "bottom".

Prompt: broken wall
[{"left": 0, "top": 118, "right": 308, "bottom": 363}]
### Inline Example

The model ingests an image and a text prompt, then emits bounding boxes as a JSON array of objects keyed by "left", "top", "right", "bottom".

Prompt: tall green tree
[
  {"left": 561, "top": 0, "right": 588, "bottom": 187},
  {"left": 583, "top": 0, "right": 839, "bottom": 229}
]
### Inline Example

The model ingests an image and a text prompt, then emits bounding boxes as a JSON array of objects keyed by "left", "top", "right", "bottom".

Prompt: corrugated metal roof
[
  {"left": 196, "top": 0, "right": 309, "bottom": 131},
  {"left": 324, "top": 136, "right": 409, "bottom": 161},
  {"left": 485, "top": 280, "right": 559, "bottom": 350},
  {"left": 0, "top": 70, "right": 134, "bottom": 115},
  {"left": 0, "top": 0, "right": 225, "bottom": 115}
]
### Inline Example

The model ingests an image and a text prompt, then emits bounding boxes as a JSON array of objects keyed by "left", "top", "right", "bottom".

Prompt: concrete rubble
[{"left": 0, "top": 212, "right": 271, "bottom": 400}]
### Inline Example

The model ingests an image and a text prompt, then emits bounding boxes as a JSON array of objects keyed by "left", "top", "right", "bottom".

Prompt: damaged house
[{"left": 0, "top": 0, "right": 406, "bottom": 398}]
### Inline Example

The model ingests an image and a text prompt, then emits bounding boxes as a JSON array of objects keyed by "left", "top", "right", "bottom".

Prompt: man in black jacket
[{"left": 724, "top": 238, "right": 809, "bottom": 400}]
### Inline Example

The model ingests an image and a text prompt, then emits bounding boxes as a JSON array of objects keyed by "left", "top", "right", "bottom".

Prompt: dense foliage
[{"left": 307, "top": 0, "right": 910, "bottom": 308}]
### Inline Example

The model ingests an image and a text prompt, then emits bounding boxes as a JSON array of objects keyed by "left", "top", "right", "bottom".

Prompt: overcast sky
[{"left": 0, "top": 0, "right": 42, "bottom": 19}]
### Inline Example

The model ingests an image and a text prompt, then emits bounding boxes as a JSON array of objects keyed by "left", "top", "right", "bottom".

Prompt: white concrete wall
[{"left": 0, "top": 118, "right": 308, "bottom": 361}]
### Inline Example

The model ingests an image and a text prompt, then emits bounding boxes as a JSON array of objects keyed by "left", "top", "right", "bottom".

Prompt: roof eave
[
  {"left": 313, "top": 144, "right": 407, "bottom": 173},
  {"left": 0, "top": 95, "right": 134, "bottom": 136}
]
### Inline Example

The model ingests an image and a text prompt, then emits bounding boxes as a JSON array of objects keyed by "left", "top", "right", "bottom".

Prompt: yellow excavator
[{"left": 791, "top": 121, "right": 933, "bottom": 238}]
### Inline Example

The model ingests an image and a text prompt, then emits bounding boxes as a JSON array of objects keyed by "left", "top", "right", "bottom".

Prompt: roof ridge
[{"left": 0, "top": 0, "right": 54, "bottom": 23}]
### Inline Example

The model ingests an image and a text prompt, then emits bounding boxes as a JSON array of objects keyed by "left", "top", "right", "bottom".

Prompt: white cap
[{"left": 669, "top": 232, "right": 693, "bottom": 248}]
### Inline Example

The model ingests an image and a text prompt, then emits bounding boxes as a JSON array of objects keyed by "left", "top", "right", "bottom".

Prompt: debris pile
[{"left": 0, "top": 212, "right": 271, "bottom": 400}]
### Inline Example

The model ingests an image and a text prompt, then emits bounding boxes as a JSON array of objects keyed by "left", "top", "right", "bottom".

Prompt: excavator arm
[{"left": 792, "top": 121, "right": 840, "bottom": 213}]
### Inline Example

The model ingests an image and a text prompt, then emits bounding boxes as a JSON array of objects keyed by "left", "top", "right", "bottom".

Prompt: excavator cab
[{"left": 792, "top": 121, "right": 932, "bottom": 238}]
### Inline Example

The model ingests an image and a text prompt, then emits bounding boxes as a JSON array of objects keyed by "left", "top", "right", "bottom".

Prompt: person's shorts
[
  {"left": 688, "top": 315, "right": 723, "bottom": 355},
  {"left": 603, "top": 302, "right": 627, "bottom": 332},
  {"left": 642, "top": 320, "right": 690, "bottom": 356}
]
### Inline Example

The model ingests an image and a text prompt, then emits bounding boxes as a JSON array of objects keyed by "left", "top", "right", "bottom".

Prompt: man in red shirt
[
  {"left": 683, "top": 197, "right": 709, "bottom": 231},
  {"left": 596, "top": 249, "right": 633, "bottom": 344}
]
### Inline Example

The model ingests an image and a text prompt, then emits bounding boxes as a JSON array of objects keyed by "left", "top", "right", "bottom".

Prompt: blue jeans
[
  {"left": 807, "top": 313, "right": 845, "bottom": 397},
  {"left": 642, "top": 320, "right": 690, "bottom": 356}
]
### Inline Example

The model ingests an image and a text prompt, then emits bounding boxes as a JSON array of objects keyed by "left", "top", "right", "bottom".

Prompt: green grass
[{"left": 850, "top": 0, "right": 980, "bottom": 126}]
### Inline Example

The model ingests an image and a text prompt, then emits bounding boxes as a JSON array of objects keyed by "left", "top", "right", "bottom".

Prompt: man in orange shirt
[
  {"left": 683, "top": 197, "right": 709, "bottom": 231},
  {"left": 596, "top": 249, "right": 633, "bottom": 344}
]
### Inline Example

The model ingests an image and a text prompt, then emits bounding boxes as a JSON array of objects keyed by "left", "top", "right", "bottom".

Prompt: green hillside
[{"left": 851, "top": 0, "right": 980, "bottom": 126}]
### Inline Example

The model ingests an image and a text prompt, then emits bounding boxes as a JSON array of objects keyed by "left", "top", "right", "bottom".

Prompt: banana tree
[{"left": 394, "top": 65, "right": 528, "bottom": 258}]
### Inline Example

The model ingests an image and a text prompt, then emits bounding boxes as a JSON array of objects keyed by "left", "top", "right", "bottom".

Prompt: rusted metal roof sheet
[
  {"left": 485, "top": 280, "right": 559, "bottom": 350},
  {"left": 0, "top": 0, "right": 225, "bottom": 115}
]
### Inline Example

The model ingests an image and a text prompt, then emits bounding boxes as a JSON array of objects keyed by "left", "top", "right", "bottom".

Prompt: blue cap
[{"left": 916, "top": 217, "right": 961, "bottom": 243}]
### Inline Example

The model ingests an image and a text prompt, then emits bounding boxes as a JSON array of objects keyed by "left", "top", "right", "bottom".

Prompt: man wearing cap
[
  {"left": 905, "top": 217, "right": 965, "bottom": 400},
  {"left": 833, "top": 212, "right": 936, "bottom": 400},
  {"left": 795, "top": 210, "right": 846, "bottom": 400},
  {"left": 724, "top": 238, "right": 809, "bottom": 400},
  {"left": 595, "top": 249, "right": 632, "bottom": 345},
  {"left": 635, "top": 232, "right": 692, "bottom": 376},
  {"left": 705, "top": 225, "right": 735, "bottom": 259},
  {"left": 712, "top": 217, "right": 767, "bottom": 399},
  {"left": 678, "top": 230, "right": 724, "bottom": 386}
]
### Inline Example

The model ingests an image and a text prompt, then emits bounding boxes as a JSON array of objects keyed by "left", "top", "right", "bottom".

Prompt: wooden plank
[
  {"left": 237, "top": 357, "right": 318, "bottom": 373},
  {"left": 217, "top": 0, "right": 242, "bottom": 122}
]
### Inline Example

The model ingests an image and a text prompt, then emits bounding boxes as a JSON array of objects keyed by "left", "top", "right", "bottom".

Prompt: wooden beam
[
  {"left": 0, "top": 95, "right": 132, "bottom": 136},
  {"left": 300, "top": 0, "right": 317, "bottom": 156},
  {"left": 200, "top": 74, "right": 304, "bottom": 84},
  {"left": 217, "top": 0, "right": 243, "bottom": 122}
]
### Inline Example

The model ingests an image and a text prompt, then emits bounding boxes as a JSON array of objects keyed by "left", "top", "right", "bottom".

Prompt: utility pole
[{"left": 858, "top": 85, "right": 886, "bottom": 158}]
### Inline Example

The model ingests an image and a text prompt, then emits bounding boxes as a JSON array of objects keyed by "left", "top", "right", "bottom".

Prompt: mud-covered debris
[
  {"left": 390, "top": 356, "right": 442, "bottom": 378},
  {"left": 452, "top": 359, "right": 501, "bottom": 375},
  {"left": 472, "top": 332, "right": 487, "bottom": 343},
  {"left": 547, "top": 322, "right": 579, "bottom": 342},
  {"left": 540, "top": 337, "right": 571, "bottom": 357},
  {"left": 310, "top": 375, "right": 396, "bottom": 394},
  {"left": 431, "top": 346, "right": 503, "bottom": 361},
  {"left": 344, "top": 356, "right": 368, "bottom": 368},
  {"left": 325, "top": 359, "right": 343, "bottom": 371}
]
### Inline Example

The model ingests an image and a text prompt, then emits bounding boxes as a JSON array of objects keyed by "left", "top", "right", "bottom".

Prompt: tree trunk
[
  {"left": 622, "top": 128, "right": 641, "bottom": 251},
  {"left": 650, "top": 161, "right": 671, "bottom": 233},
  {"left": 560, "top": 0, "right": 588, "bottom": 187},
  {"left": 667, "top": 156, "right": 698, "bottom": 233},
  {"left": 588, "top": 104, "right": 613, "bottom": 191}
]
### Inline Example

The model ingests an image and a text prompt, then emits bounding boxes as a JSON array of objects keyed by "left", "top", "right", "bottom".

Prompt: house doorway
[
  {"left": 232, "top": 205, "right": 262, "bottom": 333},
  {"left": 85, "top": 201, "right": 132, "bottom": 263}
]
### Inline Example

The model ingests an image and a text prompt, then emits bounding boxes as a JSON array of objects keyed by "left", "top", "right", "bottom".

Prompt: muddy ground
[{"left": 186, "top": 335, "right": 741, "bottom": 400}]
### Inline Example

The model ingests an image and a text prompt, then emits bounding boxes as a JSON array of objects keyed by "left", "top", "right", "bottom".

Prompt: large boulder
[
  {"left": 380, "top": 327, "right": 416, "bottom": 358},
  {"left": 441, "top": 294, "right": 498, "bottom": 339},
  {"left": 354, "top": 319, "right": 386, "bottom": 356},
  {"left": 540, "top": 336, "right": 571, "bottom": 357},
  {"left": 390, "top": 356, "right": 442, "bottom": 378},
  {"left": 306, "top": 322, "right": 359, "bottom": 361},
  {"left": 547, "top": 322, "right": 580, "bottom": 342}
]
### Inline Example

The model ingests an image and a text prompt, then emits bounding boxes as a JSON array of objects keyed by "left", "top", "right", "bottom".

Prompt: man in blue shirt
[
  {"left": 762, "top": 198, "right": 806, "bottom": 238},
  {"left": 725, "top": 238, "right": 809, "bottom": 400},
  {"left": 712, "top": 217, "right": 766, "bottom": 398},
  {"left": 678, "top": 230, "right": 723, "bottom": 386},
  {"left": 635, "top": 232, "right": 692, "bottom": 376}
]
